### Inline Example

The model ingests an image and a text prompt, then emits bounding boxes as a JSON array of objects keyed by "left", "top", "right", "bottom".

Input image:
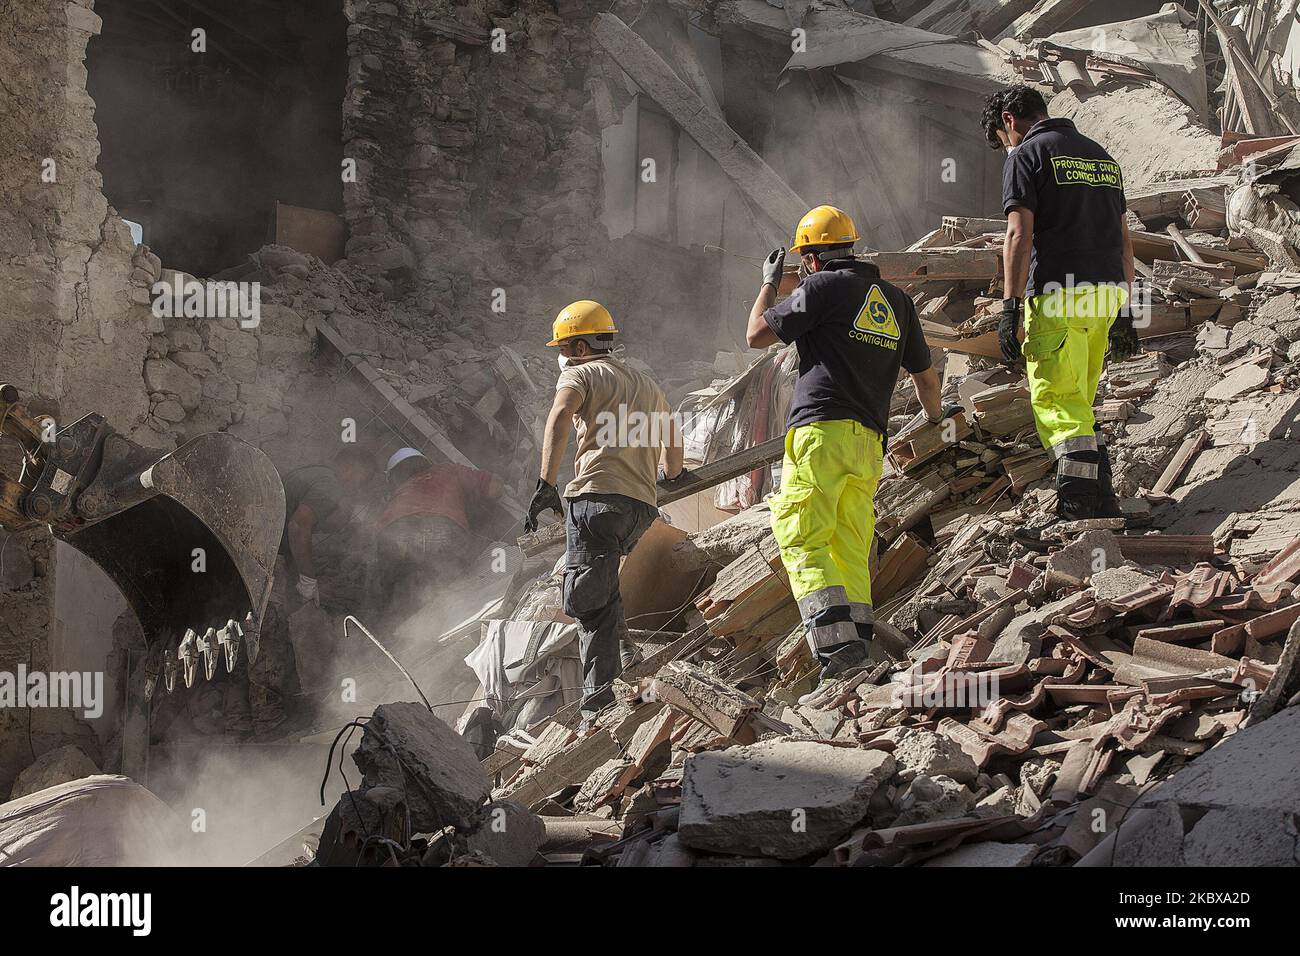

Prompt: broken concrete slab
[
  {"left": 1182, "top": 806, "right": 1299, "bottom": 866},
  {"left": 679, "top": 740, "right": 895, "bottom": 860},
  {"left": 1140, "top": 705, "right": 1300, "bottom": 812},
  {"left": 1204, "top": 361, "right": 1269, "bottom": 401},
  {"left": 1108, "top": 802, "right": 1188, "bottom": 867},
  {"left": 463, "top": 801, "right": 546, "bottom": 867},
  {"left": 1046, "top": 530, "right": 1123, "bottom": 591},
  {"left": 921, "top": 840, "right": 1038, "bottom": 867},
  {"left": 352, "top": 702, "right": 490, "bottom": 833},
  {"left": 890, "top": 728, "right": 978, "bottom": 785},
  {"left": 891, "top": 773, "right": 977, "bottom": 827},
  {"left": 652, "top": 661, "right": 759, "bottom": 737}
]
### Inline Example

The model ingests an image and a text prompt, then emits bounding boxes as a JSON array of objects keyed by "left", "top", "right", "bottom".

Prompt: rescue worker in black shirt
[
  {"left": 746, "top": 205, "right": 949, "bottom": 690},
  {"left": 983, "top": 84, "right": 1140, "bottom": 520}
]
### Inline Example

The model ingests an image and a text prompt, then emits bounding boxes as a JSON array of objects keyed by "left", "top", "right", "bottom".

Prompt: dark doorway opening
[{"left": 86, "top": 0, "right": 347, "bottom": 277}]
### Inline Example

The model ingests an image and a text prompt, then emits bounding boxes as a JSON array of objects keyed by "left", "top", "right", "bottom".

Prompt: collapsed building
[{"left": 3, "top": 0, "right": 1300, "bottom": 867}]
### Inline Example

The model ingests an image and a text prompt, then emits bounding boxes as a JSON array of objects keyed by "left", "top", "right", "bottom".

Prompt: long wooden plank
[
  {"left": 657, "top": 435, "right": 786, "bottom": 505},
  {"left": 516, "top": 435, "right": 787, "bottom": 555},
  {"left": 592, "top": 13, "right": 809, "bottom": 232},
  {"left": 314, "top": 316, "right": 474, "bottom": 467}
]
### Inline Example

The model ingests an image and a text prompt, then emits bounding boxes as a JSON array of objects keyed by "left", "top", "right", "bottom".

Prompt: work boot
[
  {"left": 1093, "top": 446, "right": 1123, "bottom": 519},
  {"left": 619, "top": 639, "right": 641, "bottom": 671},
  {"left": 1055, "top": 454, "right": 1099, "bottom": 521},
  {"left": 812, "top": 639, "right": 869, "bottom": 689},
  {"left": 797, "top": 640, "right": 869, "bottom": 705}
]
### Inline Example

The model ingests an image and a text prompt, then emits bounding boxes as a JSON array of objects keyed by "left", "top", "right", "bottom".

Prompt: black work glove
[
  {"left": 524, "top": 478, "right": 563, "bottom": 533},
  {"left": 761, "top": 248, "right": 786, "bottom": 290},
  {"left": 1109, "top": 306, "right": 1140, "bottom": 363},
  {"left": 998, "top": 298, "right": 1023, "bottom": 363},
  {"left": 927, "top": 403, "right": 963, "bottom": 424},
  {"left": 658, "top": 466, "right": 695, "bottom": 484}
]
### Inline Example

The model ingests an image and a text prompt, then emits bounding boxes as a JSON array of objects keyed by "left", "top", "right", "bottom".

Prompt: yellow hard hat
[
  {"left": 548, "top": 299, "right": 618, "bottom": 346},
  {"left": 790, "top": 204, "right": 859, "bottom": 253}
]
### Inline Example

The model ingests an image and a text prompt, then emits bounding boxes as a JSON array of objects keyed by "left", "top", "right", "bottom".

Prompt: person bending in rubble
[
  {"left": 231, "top": 446, "right": 376, "bottom": 737},
  {"left": 525, "top": 300, "right": 684, "bottom": 733},
  {"left": 375, "top": 447, "right": 503, "bottom": 620},
  {"left": 747, "top": 206, "right": 948, "bottom": 692},
  {"left": 984, "top": 84, "right": 1140, "bottom": 521}
]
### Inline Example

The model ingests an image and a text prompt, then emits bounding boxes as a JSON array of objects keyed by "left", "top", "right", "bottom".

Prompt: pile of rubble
[
  {"left": 312, "top": 273, "right": 1300, "bottom": 865},
  {"left": 314, "top": 146, "right": 1300, "bottom": 866},
  {"left": 290, "top": 2, "right": 1300, "bottom": 868}
]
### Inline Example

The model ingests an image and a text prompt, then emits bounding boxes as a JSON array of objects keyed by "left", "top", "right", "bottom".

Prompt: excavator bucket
[
  {"left": 58, "top": 432, "right": 286, "bottom": 663},
  {"left": 0, "top": 387, "right": 285, "bottom": 695}
]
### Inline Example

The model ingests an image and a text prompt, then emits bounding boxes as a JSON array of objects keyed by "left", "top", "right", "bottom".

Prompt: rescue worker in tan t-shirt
[{"left": 525, "top": 300, "right": 685, "bottom": 730}]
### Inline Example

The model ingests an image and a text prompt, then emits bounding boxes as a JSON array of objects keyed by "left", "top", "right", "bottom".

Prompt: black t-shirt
[
  {"left": 763, "top": 260, "right": 932, "bottom": 434},
  {"left": 280, "top": 465, "right": 343, "bottom": 550},
  {"left": 1002, "top": 117, "right": 1127, "bottom": 297}
]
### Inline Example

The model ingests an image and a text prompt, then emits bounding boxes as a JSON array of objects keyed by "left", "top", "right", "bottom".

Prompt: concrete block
[
  {"left": 463, "top": 801, "right": 546, "bottom": 867},
  {"left": 890, "top": 728, "right": 978, "bottom": 784},
  {"left": 352, "top": 701, "right": 490, "bottom": 833},
  {"left": 679, "top": 740, "right": 894, "bottom": 860}
]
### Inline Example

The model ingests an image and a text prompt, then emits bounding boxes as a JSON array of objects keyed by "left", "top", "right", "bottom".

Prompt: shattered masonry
[{"left": 3, "top": 0, "right": 1300, "bottom": 868}]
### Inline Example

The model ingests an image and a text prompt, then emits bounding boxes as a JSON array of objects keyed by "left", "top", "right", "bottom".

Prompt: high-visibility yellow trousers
[
  {"left": 1023, "top": 285, "right": 1127, "bottom": 467},
  {"left": 769, "top": 420, "right": 882, "bottom": 655}
]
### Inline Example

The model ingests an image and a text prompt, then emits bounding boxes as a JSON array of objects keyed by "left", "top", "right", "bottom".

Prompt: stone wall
[
  {"left": 0, "top": 0, "right": 149, "bottom": 794},
  {"left": 338, "top": 0, "right": 719, "bottom": 364}
]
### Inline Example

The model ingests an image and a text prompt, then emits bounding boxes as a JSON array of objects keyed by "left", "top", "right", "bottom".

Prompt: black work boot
[
  {"left": 816, "top": 640, "right": 869, "bottom": 685},
  {"left": 1093, "top": 446, "right": 1123, "bottom": 519},
  {"left": 798, "top": 640, "right": 869, "bottom": 705},
  {"left": 1056, "top": 453, "right": 1099, "bottom": 521}
]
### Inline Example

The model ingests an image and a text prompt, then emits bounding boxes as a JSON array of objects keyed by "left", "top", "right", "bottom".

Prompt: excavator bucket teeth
[{"left": 56, "top": 433, "right": 285, "bottom": 654}]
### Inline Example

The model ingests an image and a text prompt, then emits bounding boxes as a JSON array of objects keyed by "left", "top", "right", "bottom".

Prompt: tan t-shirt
[{"left": 557, "top": 356, "right": 670, "bottom": 507}]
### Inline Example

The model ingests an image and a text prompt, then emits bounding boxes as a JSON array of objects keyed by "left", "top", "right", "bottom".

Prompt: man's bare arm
[
  {"left": 746, "top": 286, "right": 780, "bottom": 348},
  {"left": 661, "top": 411, "right": 684, "bottom": 479},
  {"left": 1003, "top": 207, "right": 1035, "bottom": 312},
  {"left": 910, "top": 367, "right": 943, "bottom": 422},
  {"left": 539, "top": 387, "right": 582, "bottom": 486}
]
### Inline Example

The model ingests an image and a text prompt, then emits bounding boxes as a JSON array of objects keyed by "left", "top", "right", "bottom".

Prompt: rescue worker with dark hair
[
  {"left": 746, "top": 205, "right": 947, "bottom": 689},
  {"left": 526, "top": 300, "right": 684, "bottom": 731},
  {"left": 983, "top": 83, "right": 1140, "bottom": 520}
]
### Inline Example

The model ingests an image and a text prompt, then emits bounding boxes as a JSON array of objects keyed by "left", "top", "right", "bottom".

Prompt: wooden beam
[
  {"left": 314, "top": 316, "right": 474, "bottom": 467},
  {"left": 659, "top": 435, "right": 786, "bottom": 505},
  {"left": 516, "top": 435, "right": 787, "bottom": 555},
  {"left": 1194, "top": 0, "right": 1298, "bottom": 135},
  {"left": 592, "top": 13, "right": 810, "bottom": 233}
]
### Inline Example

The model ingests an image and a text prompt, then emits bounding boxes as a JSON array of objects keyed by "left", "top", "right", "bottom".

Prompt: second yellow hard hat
[{"left": 790, "top": 205, "right": 859, "bottom": 253}]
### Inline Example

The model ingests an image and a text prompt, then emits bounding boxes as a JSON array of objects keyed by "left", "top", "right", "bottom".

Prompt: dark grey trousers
[{"left": 563, "top": 493, "right": 659, "bottom": 719}]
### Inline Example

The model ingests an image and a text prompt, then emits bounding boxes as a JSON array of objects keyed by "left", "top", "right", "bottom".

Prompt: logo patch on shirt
[
  {"left": 1050, "top": 155, "right": 1122, "bottom": 189},
  {"left": 851, "top": 284, "right": 901, "bottom": 343}
]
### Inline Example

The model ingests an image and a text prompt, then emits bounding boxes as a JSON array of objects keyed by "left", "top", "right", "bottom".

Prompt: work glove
[
  {"left": 658, "top": 466, "right": 695, "bottom": 483},
  {"left": 926, "top": 403, "right": 963, "bottom": 425},
  {"left": 998, "top": 298, "right": 1023, "bottom": 363},
  {"left": 295, "top": 575, "right": 319, "bottom": 605},
  {"left": 1109, "top": 306, "right": 1140, "bottom": 363},
  {"left": 761, "top": 248, "right": 786, "bottom": 290},
  {"left": 524, "top": 478, "right": 563, "bottom": 533}
]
